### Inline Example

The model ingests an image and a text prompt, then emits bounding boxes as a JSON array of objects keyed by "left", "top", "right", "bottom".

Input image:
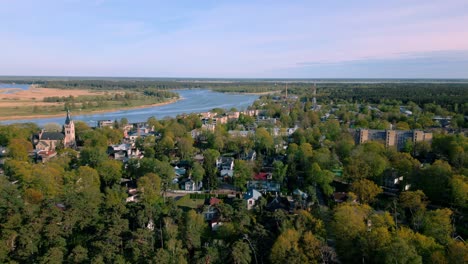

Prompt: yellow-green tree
[{"left": 350, "top": 179, "right": 382, "bottom": 204}]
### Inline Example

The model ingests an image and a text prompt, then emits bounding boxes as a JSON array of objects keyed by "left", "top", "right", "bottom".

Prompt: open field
[
  {"left": 0, "top": 87, "right": 109, "bottom": 100},
  {"left": 0, "top": 87, "right": 179, "bottom": 120}
]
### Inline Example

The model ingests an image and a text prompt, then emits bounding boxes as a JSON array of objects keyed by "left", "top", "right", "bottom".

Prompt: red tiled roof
[
  {"left": 209, "top": 197, "right": 221, "bottom": 206},
  {"left": 253, "top": 172, "right": 268, "bottom": 181}
]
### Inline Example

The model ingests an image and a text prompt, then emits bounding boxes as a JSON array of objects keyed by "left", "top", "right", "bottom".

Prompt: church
[{"left": 32, "top": 110, "right": 76, "bottom": 151}]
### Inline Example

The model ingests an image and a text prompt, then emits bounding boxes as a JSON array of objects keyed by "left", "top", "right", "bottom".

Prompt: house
[
  {"left": 107, "top": 143, "right": 134, "bottom": 161},
  {"left": 247, "top": 181, "right": 280, "bottom": 192},
  {"left": 220, "top": 169, "right": 234, "bottom": 179},
  {"left": 241, "top": 150, "right": 256, "bottom": 162},
  {"left": 217, "top": 157, "right": 234, "bottom": 171},
  {"left": 266, "top": 196, "right": 295, "bottom": 213},
  {"left": 293, "top": 189, "right": 308, "bottom": 200},
  {"left": 97, "top": 120, "right": 114, "bottom": 128},
  {"left": 126, "top": 188, "right": 139, "bottom": 203},
  {"left": 0, "top": 147, "right": 7, "bottom": 157},
  {"left": 190, "top": 129, "right": 201, "bottom": 139},
  {"left": 432, "top": 116, "right": 452, "bottom": 128},
  {"left": 181, "top": 179, "right": 202, "bottom": 191},
  {"left": 127, "top": 130, "right": 150, "bottom": 141},
  {"left": 174, "top": 166, "right": 187, "bottom": 177},
  {"left": 228, "top": 130, "right": 254, "bottom": 137},
  {"left": 333, "top": 192, "right": 349, "bottom": 203},
  {"left": 193, "top": 154, "right": 204, "bottom": 163},
  {"left": 253, "top": 172, "right": 272, "bottom": 181},
  {"left": 32, "top": 110, "right": 76, "bottom": 151},
  {"left": 382, "top": 170, "right": 411, "bottom": 194},
  {"left": 400, "top": 107, "right": 413, "bottom": 116},
  {"left": 202, "top": 197, "right": 225, "bottom": 230},
  {"left": 244, "top": 188, "right": 262, "bottom": 210},
  {"left": 34, "top": 149, "right": 57, "bottom": 163},
  {"left": 203, "top": 197, "right": 222, "bottom": 221}
]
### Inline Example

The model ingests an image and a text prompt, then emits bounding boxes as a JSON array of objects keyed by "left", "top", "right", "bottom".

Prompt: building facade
[{"left": 33, "top": 111, "right": 76, "bottom": 151}]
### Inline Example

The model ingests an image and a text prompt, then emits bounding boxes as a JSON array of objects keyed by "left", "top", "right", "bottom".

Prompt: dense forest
[
  {"left": 38, "top": 80, "right": 468, "bottom": 112},
  {"left": 0, "top": 79, "right": 467, "bottom": 263}
]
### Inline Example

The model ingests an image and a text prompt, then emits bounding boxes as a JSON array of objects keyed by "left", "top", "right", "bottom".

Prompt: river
[{"left": 0, "top": 89, "right": 259, "bottom": 127}]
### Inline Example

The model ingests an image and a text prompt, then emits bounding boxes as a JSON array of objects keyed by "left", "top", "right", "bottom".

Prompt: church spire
[{"left": 65, "top": 109, "right": 72, "bottom": 125}]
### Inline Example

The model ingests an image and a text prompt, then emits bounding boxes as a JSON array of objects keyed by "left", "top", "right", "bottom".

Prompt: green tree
[
  {"left": 231, "top": 240, "right": 251, "bottom": 264},
  {"left": 255, "top": 127, "right": 274, "bottom": 154},
  {"left": 383, "top": 237, "right": 422, "bottom": 264},
  {"left": 191, "top": 162, "right": 205, "bottom": 187},
  {"left": 331, "top": 203, "right": 372, "bottom": 262},
  {"left": 399, "top": 190, "right": 428, "bottom": 231},
  {"left": 451, "top": 175, "right": 468, "bottom": 209},
  {"left": 137, "top": 173, "right": 162, "bottom": 205},
  {"left": 177, "top": 136, "right": 194, "bottom": 160},
  {"left": 8, "top": 138, "right": 32, "bottom": 161},
  {"left": 349, "top": 179, "right": 383, "bottom": 204},
  {"left": 79, "top": 147, "right": 108, "bottom": 168},
  {"left": 272, "top": 160, "right": 287, "bottom": 183},
  {"left": 203, "top": 149, "right": 220, "bottom": 190},
  {"left": 97, "top": 159, "right": 123, "bottom": 187},
  {"left": 234, "top": 160, "right": 253, "bottom": 191},
  {"left": 183, "top": 210, "right": 206, "bottom": 251},
  {"left": 422, "top": 208, "right": 453, "bottom": 245},
  {"left": 417, "top": 160, "right": 452, "bottom": 204}
]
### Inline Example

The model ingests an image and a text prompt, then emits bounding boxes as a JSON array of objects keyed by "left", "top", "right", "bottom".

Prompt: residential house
[
  {"left": 253, "top": 172, "right": 272, "bottom": 181},
  {"left": 202, "top": 197, "right": 224, "bottom": 230},
  {"left": 220, "top": 169, "right": 234, "bottom": 182},
  {"left": 333, "top": 192, "right": 348, "bottom": 203},
  {"left": 97, "top": 120, "right": 114, "bottom": 128},
  {"left": 266, "top": 196, "right": 295, "bottom": 213},
  {"left": 228, "top": 130, "right": 254, "bottom": 138},
  {"left": 0, "top": 146, "right": 7, "bottom": 157},
  {"left": 174, "top": 166, "right": 187, "bottom": 177},
  {"left": 34, "top": 150, "right": 57, "bottom": 163},
  {"left": 217, "top": 157, "right": 234, "bottom": 171},
  {"left": 247, "top": 181, "right": 280, "bottom": 192},
  {"left": 107, "top": 143, "right": 133, "bottom": 161},
  {"left": 244, "top": 188, "right": 262, "bottom": 210},
  {"left": 182, "top": 179, "right": 202, "bottom": 191},
  {"left": 241, "top": 150, "right": 256, "bottom": 162},
  {"left": 293, "top": 189, "right": 308, "bottom": 200}
]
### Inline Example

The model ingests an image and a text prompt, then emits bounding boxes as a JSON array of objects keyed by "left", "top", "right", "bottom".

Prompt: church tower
[{"left": 63, "top": 110, "right": 76, "bottom": 147}]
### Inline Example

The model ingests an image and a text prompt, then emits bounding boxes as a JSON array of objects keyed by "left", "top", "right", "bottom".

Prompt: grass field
[{"left": 175, "top": 195, "right": 205, "bottom": 211}]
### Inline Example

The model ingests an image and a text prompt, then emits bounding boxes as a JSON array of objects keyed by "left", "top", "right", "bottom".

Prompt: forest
[{"left": 0, "top": 79, "right": 467, "bottom": 263}]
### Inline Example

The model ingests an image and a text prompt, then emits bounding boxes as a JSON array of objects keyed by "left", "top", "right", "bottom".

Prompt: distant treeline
[
  {"left": 297, "top": 83, "right": 468, "bottom": 114},
  {"left": 4, "top": 79, "right": 468, "bottom": 112},
  {"left": 34, "top": 80, "right": 283, "bottom": 93}
]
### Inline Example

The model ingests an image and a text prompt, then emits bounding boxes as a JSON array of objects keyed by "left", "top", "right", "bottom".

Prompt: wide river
[{"left": 0, "top": 89, "right": 259, "bottom": 127}]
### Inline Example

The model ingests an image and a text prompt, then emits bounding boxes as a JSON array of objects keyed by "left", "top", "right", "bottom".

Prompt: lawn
[{"left": 175, "top": 195, "right": 205, "bottom": 211}]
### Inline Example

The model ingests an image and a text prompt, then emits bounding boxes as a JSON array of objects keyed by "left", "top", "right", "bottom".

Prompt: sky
[{"left": 1, "top": 0, "right": 468, "bottom": 78}]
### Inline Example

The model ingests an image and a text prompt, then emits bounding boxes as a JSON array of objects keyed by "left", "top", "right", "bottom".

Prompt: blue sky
[{"left": 1, "top": 0, "right": 468, "bottom": 78}]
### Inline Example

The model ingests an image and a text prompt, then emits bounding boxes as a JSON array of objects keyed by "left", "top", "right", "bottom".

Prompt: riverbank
[
  {"left": 0, "top": 97, "right": 181, "bottom": 121},
  {"left": 214, "top": 90, "right": 281, "bottom": 95}
]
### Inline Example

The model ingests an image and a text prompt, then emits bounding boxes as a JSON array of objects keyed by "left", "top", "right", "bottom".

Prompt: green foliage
[
  {"left": 234, "top": 159, "right": 253, "bottom": 191},
  {"left": 349, "top": 179, "right": 383, "bottom": 204}
]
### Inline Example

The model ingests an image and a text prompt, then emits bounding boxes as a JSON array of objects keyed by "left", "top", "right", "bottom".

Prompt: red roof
[
  {"left": 209, "top": 197, "right": 221, "bottom": 206},
  {"left": 253, "top": 172, "right": 268, "bottom": 181}
]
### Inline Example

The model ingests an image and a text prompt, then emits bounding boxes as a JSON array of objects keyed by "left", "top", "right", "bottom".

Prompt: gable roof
[
  {"left": 244, "top": 189, "right": 261, "bottom": 200},
  {"left": 253, "top": 172, "right": 268, "bottom": 181},
  {"left": 40, "top": 132, "right": 64, "bottom": 140}
]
